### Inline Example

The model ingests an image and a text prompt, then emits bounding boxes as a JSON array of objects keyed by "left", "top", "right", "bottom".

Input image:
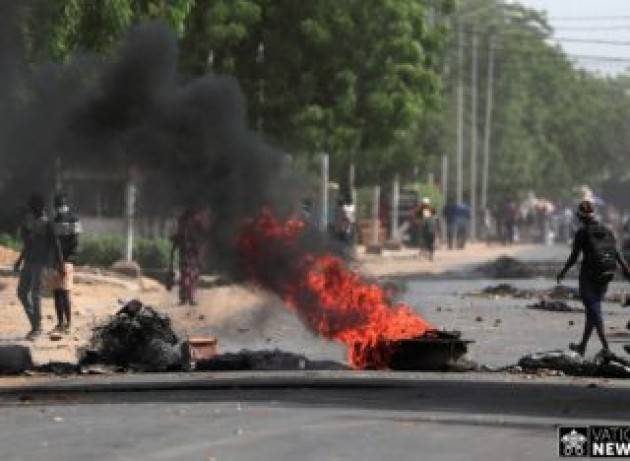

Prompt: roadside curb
[{"left": 1, "top": 370, "right": 629, "bottom": 396}]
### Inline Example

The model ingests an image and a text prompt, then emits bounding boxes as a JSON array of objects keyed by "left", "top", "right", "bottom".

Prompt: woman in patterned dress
[{"left": 170, "top": 206, "right": 211, "bottom": 305}]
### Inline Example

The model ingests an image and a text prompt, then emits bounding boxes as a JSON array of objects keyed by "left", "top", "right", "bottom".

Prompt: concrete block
[
  {"left": 0, "top": 345, "right": 33, "bottom": 374},
  {"left": 111, "top": 260, "right": 142, "bottom": 278},
  {"left": 365, "top": 244, "right": 383, "bottom": 255},
  {"left": 383, "top": 240, "right": 402, "bottom": 251}
]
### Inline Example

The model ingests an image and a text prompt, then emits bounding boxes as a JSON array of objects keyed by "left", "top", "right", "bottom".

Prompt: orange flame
[{"left": 237, "top": 209, "right": 434, "bottom": 369}]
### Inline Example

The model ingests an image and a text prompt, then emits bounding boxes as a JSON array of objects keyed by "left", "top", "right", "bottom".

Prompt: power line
[
  {"left": 443, "top": 28, "right": 630, "bottom": 65},
  {"left": 460, "top": 26, "right": 630, "bottom": 48},
  {"left": 446, "top": 42, "right": 630, "bottom": 64},
  {"left": 550, "top": 25, "right": 630, "bottom": 31},
  {"left": 549, "top": 16, "right": 630, "bottom": 22},
  {"left": 554, "top": 37, "right": 630, "bottom": 47}
]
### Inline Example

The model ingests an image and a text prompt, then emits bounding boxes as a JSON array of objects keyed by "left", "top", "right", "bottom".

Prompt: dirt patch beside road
[{"left": 0, "top": 269, "right": 285, "bottom": 367}]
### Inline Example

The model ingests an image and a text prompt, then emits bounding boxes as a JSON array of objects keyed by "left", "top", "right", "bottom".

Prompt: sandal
[
  {"left": 569, "top": 342, "right": 585, "bottom": 356},
  {"left": 25, "top": 329, "right": 42, "bottom": 341}
]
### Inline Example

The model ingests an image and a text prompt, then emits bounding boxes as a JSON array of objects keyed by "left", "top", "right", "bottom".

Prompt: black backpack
[{"left": 584, "top": 223, "right": 618, "bottom": 280}]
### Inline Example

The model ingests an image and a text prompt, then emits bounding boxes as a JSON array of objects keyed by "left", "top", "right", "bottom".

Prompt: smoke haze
[{"left": 0, "top": 7, "right": 332, "bottom": 276}]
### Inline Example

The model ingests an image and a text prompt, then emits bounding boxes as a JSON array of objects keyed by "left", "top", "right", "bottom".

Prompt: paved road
[
  {"left": 0, "top": 372, "right": 628, "bottom": 461},
  {"left": 405, "top": 277, "right": 630, "bottom": 367},
  {"left": 359, "top": 243, "right": 568, "bottom": 278}
]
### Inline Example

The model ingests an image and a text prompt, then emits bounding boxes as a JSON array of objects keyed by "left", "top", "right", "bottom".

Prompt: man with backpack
[{"left": 556, "top": 200, "right": 630, "bottom": 356}]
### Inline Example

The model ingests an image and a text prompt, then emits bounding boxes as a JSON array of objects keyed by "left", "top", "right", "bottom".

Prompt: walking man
[
  {"left": 14, "top": 194, "right": 64, "bottom": 340},
  {"left": 51, "top": 192, "right": 82, "bottom": 333},
  {"left": 556, "top": 200, "right": 630, "bottom": 356}
]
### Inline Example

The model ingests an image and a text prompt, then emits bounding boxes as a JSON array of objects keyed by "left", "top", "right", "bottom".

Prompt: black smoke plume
[{"left": 0, "top": 8, "right": 338, "bottom": 277}]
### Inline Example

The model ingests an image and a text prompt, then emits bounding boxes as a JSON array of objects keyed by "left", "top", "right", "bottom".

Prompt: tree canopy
[
  {"left": 8, "top": 0, "right": 630, "bottom": 203},
  {"left": 17, "top": 0, "right": 452, "bottom": 185},
  {"left": 434, "top": 0, "right": 630, "bottom": 205}
]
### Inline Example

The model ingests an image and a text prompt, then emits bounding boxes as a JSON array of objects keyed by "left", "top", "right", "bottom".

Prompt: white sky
[{"left": 515, "top": 0, "right": 630, "bottom": 74}]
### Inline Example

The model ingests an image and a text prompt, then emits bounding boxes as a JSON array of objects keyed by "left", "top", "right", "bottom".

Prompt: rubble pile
[
  {"left": 479, "top": 256, "right": 533, "bottom": 279},
  {"left": 478, "top": 283, "right": 531, "bottom": 298},
  {"left": 83, "top": 299, "right": 182, "bottom": 372},
  {"left": 527, "top": 300, "right": 583, "bottom": 313},
  {"left": 194, "top": 349, "right": 348, "bottom": 371},
  {"left": 517, "top": 350, "right": 630, "bottom": 378},
  {"left": 547, "top": 285, "right": 580, "bottom": 300},
  {"left": 471, "top": 283, "right": 580, "bottom": 301}
]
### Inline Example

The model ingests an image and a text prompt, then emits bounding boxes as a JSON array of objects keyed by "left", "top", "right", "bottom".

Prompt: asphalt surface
[
  {"left": 1, "top": 245, "right": 628, "bottom": 461},
  {"left": 1, "top": 371, "right": 629, "bottom": 461},
  {"left": 406, "top": 277, "right": 630, "bottom": 367}
]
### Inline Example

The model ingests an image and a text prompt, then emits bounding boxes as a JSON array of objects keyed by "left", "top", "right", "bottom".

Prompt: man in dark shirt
[
  {"left": 557, "top": 200, "right": 630, "bottom": 356},
  {"left": 14, "top": 194, "right": 64, "bottom": 340},
  {"left": 51, "top": 193, "right": 82, "bottom": 333},
  {"left": 443, "top": 201, "right": 458, "bottom": 249}
]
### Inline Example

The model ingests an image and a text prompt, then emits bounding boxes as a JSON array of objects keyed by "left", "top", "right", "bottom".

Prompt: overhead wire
[{"left": 548, "top": 15, "right": 630, "bottom": 22}]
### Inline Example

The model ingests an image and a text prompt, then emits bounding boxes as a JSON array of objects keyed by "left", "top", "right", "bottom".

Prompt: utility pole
[
  {"left": 456, "top": 22, "right": 465, "bottom": 206},
  {"left": 481, "top": 32, "right": 496, "bottom": 213},
  {"left": 441, "top": 154, "right": 448, "bottom": 243},
  {"left": 470, "top": 31, "right": 479, "bottom": 241},
  {"left": 365, "top": 185, "right": 382, "bottom": 254},
  {"left": 125, "top": 181, "right": 137, "bottom": 262},
  {"left": 256, "top": 42, "right": 265, "bottom": 134},
  {"left": 320, "top": 153, "right": 329, "bottom": 232},
  {"left": 349, "top": 163, "right": 357, "bottom": 205},
  {"left": 390, "top": 174, "right": 400, "bottom": 241}
]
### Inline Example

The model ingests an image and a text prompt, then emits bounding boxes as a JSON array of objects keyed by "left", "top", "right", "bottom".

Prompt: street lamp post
[{"left": 256, "top": 42, "right": 265, "bottom": 134}]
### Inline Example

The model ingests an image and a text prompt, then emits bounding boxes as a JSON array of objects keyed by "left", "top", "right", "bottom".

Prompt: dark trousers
[
  {"left": 53, "top": 289, "right": 71, "bottom": 326},
  {"left": 446, "top": 223, "right": 455, "bottom": 249},
  {"left": 17, "top": 264, "right": 44, "bottom": 331},
  {"left": 578, "top": 276, "right": 610, "bottom": 349}
]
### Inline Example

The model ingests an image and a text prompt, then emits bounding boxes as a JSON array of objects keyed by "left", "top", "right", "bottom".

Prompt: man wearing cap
[{"left": 557, "top": 200, "right": 630, "bottom": 356}]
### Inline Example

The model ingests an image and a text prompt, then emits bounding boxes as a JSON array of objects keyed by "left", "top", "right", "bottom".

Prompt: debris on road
[
  {"left": 469, "top": 283, "right": 580, "bottom": 301},
  {"left": 517, "top": 349, "right": 630, "bottom": 378},
  {"left": 478, "top": 283, "right": 530, "bottom": 298},
  {"left": 547, "top": 285, "right": 580, "bottom": 300},
  {"left": 527, "top": 300, "right": 583, "bottom": 313},
  {"left": 194, "top": 349, "right": 348, "bottom": 371},
  {"left": 478, "top": 256, "right": 533, "bottom": 279},
  {"left": 83, "top": 299, "right": 182, "bottom": 372},
  {"left": 387, "top": 330, "right": 476, "bottom": 371},
  {"left": 32, "top": 362, "right": 78, "bottom": 375}
]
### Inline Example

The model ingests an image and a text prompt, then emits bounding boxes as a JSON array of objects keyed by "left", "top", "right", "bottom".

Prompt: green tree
[
  {"left": 435, "top": 0, "right": 630, "bottom": 205},
  {"left": 237, "top": 0, "right": 452, "bottom": 183},
  {"left": 17, "top": 0, "right": 453, "bottom": 186},
  {"left": 23, "top": 0, "right": 194, "bottom": 61}
]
